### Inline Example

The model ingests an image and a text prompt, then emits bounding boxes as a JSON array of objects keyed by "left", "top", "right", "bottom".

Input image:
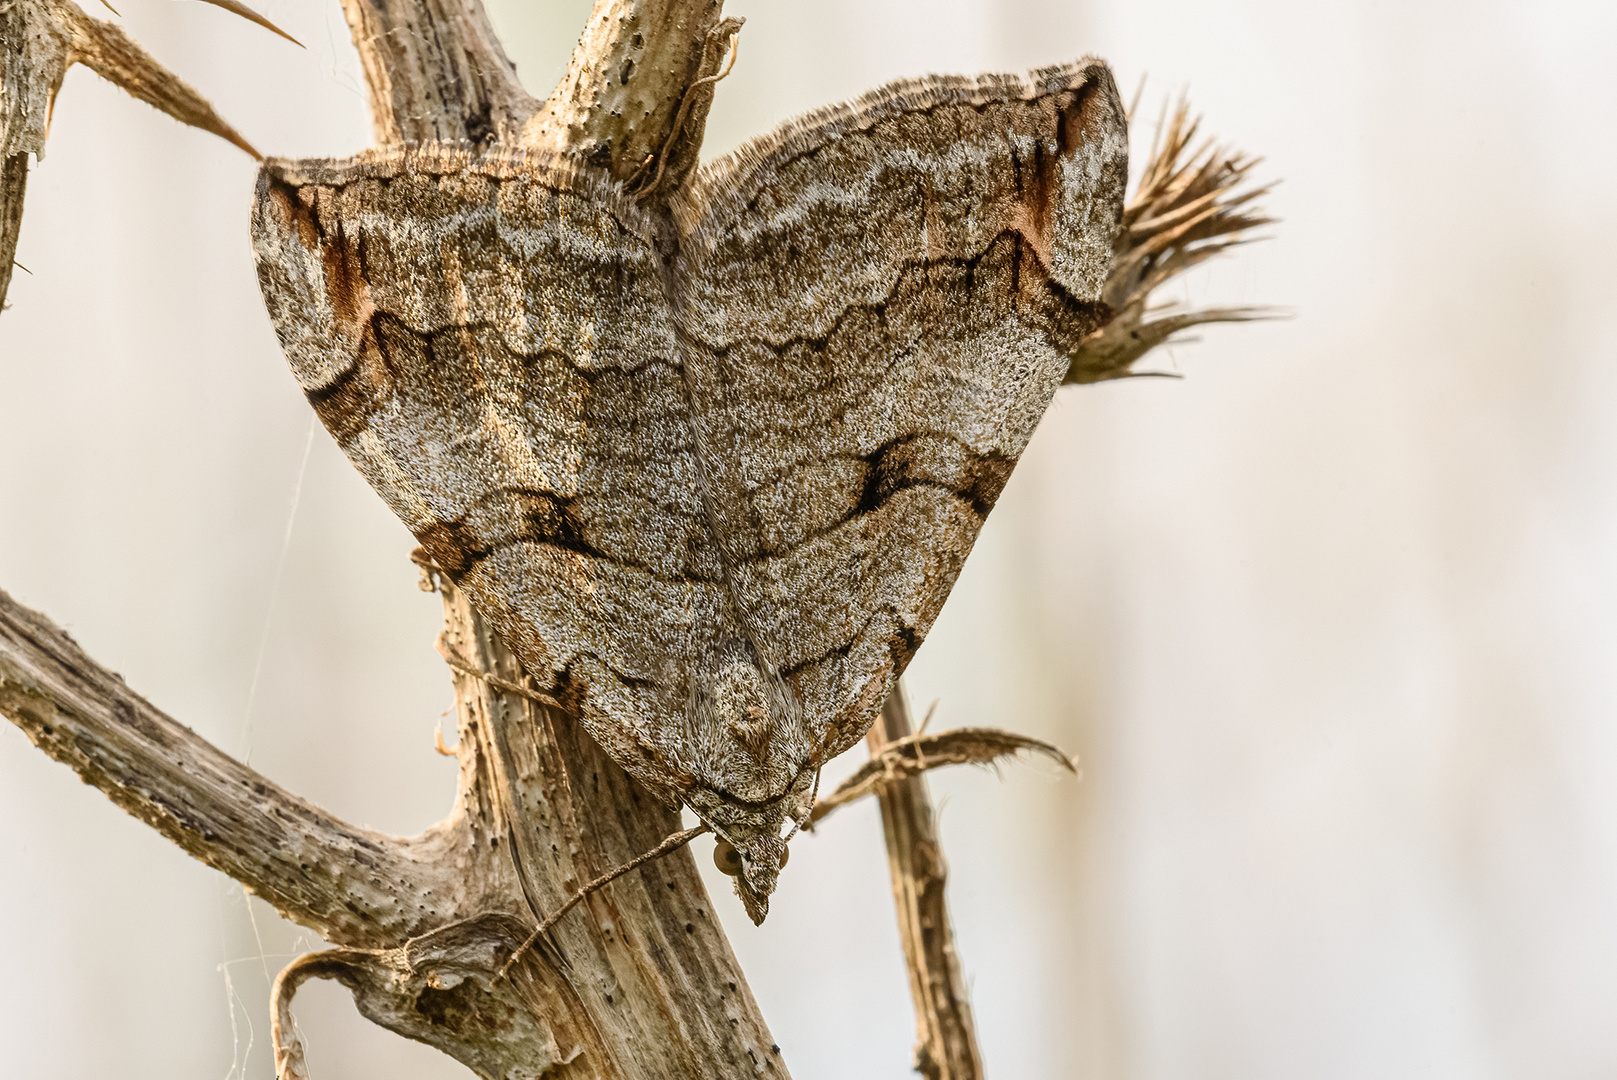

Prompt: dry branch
[
  {"left": 333, "top": 0, "right": 536, "bottom": 145},
  {"left": 0, "top": 567, "right": 783, "bottom": 1078},
  {"left": 805, "top": 713, "right": 1079, "bottom": 1076},
  {"left": 278, "top": 568, "right": 779, "bottom": 1078},
  {"left": 0, "top": 151, "right": 24, "bottom": 310},
  {"left": 3, "top": 1, "right": 793, "bottom": 1071},
  {"left": 524, "top": 0, "right": 738, "bottom": 190},
  {"left": 0, "top": 586, "right": 449, "bottom": 945},
  {"left": 868, "top": 689, "right": 986, "bottom": 1080},
  {"left": 332, "top": 0, "right": 733, "bottom": 189}
]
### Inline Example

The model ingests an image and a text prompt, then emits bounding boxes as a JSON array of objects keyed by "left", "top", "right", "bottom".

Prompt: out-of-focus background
[{"left": 3, "top": 0, "right": 1615, "bottom": 1076}]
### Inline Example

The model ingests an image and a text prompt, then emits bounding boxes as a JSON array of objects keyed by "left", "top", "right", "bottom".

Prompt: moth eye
[
  {"left": 714, "top": 840, "right": 743, "bottom": 876},
  {"left": 779, "top": 844, "right": 790, "bottom": 869}
]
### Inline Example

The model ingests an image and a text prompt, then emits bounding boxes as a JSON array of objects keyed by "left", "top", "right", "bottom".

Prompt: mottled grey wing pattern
[
  {"left": 673, "top": 59, "right": 1127, "bottom": 764},
  {"left": 252, "top": 149, "right": 744, "bottom": 804},
  {"left": 250, "top": 59, "right": 1126, "bottom": 865}
]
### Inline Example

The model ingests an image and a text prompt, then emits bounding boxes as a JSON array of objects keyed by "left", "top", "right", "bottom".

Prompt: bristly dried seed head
[{"left": 1065, "top": 92, "right": 1281, "bottom": 384}]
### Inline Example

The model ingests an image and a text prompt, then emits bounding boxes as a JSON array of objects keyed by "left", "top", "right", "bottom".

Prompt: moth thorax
[{"left": 713, "top": 661, "right": 774, "bottom": 757}]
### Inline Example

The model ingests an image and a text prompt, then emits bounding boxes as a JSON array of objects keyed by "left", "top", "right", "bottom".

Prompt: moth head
[
  {"left": 704, "top": 766, "right": 818, "bottom": 924},
  {"left": 713, "top": 830, "right": 789, "bottom": 925}
]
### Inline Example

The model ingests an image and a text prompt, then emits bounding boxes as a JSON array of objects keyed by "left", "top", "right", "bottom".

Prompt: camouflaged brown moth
[{"left": 251, "top": 58, "right": 1126, "bottom": 922}]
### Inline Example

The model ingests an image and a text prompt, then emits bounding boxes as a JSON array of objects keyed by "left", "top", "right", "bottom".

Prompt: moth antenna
[{"left": 496, "top": 825, "right": 708, "bottom": 981}]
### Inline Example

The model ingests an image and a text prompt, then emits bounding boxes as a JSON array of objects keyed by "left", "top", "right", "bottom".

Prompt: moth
[{"left": 252, "top": 58, "right": 1126, "bottom": 922}]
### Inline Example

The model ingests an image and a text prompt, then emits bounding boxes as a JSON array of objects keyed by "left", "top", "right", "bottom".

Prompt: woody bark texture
[
  {"left": 522, "top": 0, "right": 741, "bottom": 199},
  {"left": 0, "top": 567, "right": 783, "bottom": 1079},
  {"left": 333, "top": 0, "right": 737, "bottom": 197},
  {"left": 0, "top": 586, "right": 451, "bottom": 945},
  {"left": 0, "top": 151, "right": 23, "bottom": 309},
  {"left": 266, "top": 568, "right": 779, "bottom": 1079},
  {"left": 334, "top": 0, "right": 537, "bottom": 145}
]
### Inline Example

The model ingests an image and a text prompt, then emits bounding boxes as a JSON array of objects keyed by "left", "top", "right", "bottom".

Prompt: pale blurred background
[{"left": 3, "top": 0, "right": 1615, "bottom": 1076}]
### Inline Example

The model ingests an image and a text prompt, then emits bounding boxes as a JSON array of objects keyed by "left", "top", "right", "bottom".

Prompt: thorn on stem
[{"left": 186, "top": 0, "right": 305, "bottom": 48}]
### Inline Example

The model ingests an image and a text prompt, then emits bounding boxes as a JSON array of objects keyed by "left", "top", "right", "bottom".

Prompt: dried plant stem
[
  {"left": 522, "top": 0, "right": 738, "bottom": 191},
  {"left": 330, "top": 0, "right": 736, "bottom": 190},
  {"left": 812, "top": 725, "right": 1077, "bottom": 827},
  {"left": 0, "top": 570, "right": 782, "bottom": 1077},
  {"left": 333, "top": 0, "right": 536, "bottom": 145},
  {"left": 2, "top": 0, "right": 795, "bottom": 1070},
  {"left": 1, "top": 153, "right": 25, "bottom": 309},
  {"left": 366, "top": 573, "right": 776, "bottom": 1078},
  {"left": 0, "top": 586, "right": 446, "bottom": 945},
  {"left": 869, "top": 684, "right": 986, "bottom": 1080}
]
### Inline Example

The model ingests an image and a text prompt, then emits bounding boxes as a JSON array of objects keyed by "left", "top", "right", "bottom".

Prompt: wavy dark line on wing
[{"left": 416, "top": 486, "right": 722, "bottom": 586}]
